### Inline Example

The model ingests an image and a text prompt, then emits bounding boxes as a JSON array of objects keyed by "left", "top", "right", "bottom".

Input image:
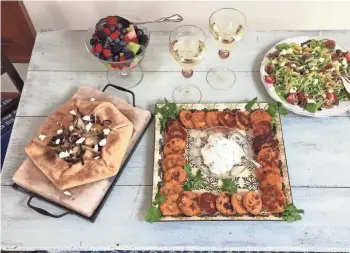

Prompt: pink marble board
[{"left": 13, "top": 86, "right": 152, "bottom": 218}]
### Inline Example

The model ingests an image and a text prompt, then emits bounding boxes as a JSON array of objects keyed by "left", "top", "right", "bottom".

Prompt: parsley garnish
[
  {"left": 145, "top": 206, "right": 162, "bottom": 223},
  {"left": 266, "top": 101, "right": 288, "bottom": 117},
  {"left": 280, "top": 203, "right": 304, "bottom": 223},
  {"left": 245, "top": 97, "right": 258, "bottom": 111},
  {"left": 155, "top": 98, "right": 179, "bottom": 131},
  {"left": 221, "top": 178, "right": 237, "bottom": 193},
  {"left": 145, "top": 190, "right": 166, "bottom": 223},
  {"left": 183, "top": 164, "right": 205, "bottom": 191}
]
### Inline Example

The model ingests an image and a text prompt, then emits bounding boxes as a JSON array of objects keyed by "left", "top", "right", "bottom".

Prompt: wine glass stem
[
  {"left": 217, "top": 50, "right": 230, "bottom": 79},
  {"left": 182, "top": 69, "right": 193, "bottom": 96}
]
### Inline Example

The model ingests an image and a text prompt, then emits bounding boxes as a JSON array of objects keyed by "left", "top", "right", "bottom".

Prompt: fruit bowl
[
  {"left": 190, "top": 126, "right": 254, "bottom": 179},
  {"left": 84, "top": 15, "right": 150, "bottom": 88}
]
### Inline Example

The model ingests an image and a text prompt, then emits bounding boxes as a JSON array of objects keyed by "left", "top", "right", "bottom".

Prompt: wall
[{"left": 24, "top": 0, "right": 350, "bottom": 31}]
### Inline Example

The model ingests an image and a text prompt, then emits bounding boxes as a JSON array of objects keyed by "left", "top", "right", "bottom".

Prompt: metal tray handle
[
  {"left": 102, "top": 84, "right": 136, "bottom": 107},
  {"left": 27, "top": 196, "right": 70, "bottom": 218}
]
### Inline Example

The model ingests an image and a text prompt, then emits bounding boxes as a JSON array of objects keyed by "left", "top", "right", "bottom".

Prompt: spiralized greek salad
[{"left": 264, "top": 39, "right": 350, "bottom": 112}]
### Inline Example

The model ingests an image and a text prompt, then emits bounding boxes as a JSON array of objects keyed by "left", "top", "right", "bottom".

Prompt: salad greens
[
  {"left": 280, "top": 203, "right": 304, "bottom": 223},
  {"left": 265, "top": 39, "right": 350, "bottom": 112},
  {"left": 145, "top": 191, "right": 166, "bottom": 223},
  {"left": 155, "top": 98, "right": 183, "bottom": 131}
]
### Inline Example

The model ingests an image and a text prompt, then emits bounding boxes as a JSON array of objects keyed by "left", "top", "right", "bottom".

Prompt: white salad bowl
[{"left": 260, "top": 36, "right": 350, "bottom": 117}]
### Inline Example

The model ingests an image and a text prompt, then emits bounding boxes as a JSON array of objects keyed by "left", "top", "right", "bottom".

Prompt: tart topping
[
  {"left": 38, "top": 134, "right": 46, "bottom": 141},
  {"left": 47, "top": 108, "right": 111, "bottom": 166},
  {"left": 90, "top": 97, "right": 96, "bottom": 101},
  {"left": 63, "top": 191, "right": 72, "bottom": 196}
]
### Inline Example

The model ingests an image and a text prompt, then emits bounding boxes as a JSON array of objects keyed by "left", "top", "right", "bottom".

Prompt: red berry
[
  {"left": 103, "top": 49, "right": 112, "bottom": 58},
  {"left": 123, "top": 36, "right": 130, "bottom": 43},
  {"left": 110, "top": 31, "right": 120, "bottom": 40},
  {"left": 344, "top": 52, "right": 350, "bottom": 62},
  {"left": 107, "top": 16, "right": 117, "bottom": 26},
  {"left": 119, "top": 55, "right": 125, "bottom": 61},
  {"left": 103, "top": 27, "right": 111, "bottom": 35},
  {"left": 95, "top": 43, "right": 103, "bottom": 53},
  {"left": 130, "top": 37, "right": 138, "bottom": 43},
  {"left": 324, "top": 40, "right": 335, "bottom": 49},
  {"left": 91, "top": 46, "right": 96, "bottom": 54}
]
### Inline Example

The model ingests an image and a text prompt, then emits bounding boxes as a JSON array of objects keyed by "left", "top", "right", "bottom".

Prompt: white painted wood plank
[
  {"left": 29, "top": 30, "right": 347, "bottom": 72},
  {"left": 2, "top": 185, "right": 350, "bottom": 251},
  {"left": 17, "top": 71, "right": 272, "bottom": 116},
  {"left": 1, "top": 117, "right": 154, "bottom": 187},
  {"left": 16, "top": 71, "right": 350, "bottom": 117},
  {"left": 2, "top": 116, "right": 350, "bottom": 187}
]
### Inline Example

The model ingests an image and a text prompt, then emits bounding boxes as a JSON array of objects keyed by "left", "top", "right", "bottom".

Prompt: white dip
[{"left": 201, "top": 134, "right": 245, "bottom": 175}]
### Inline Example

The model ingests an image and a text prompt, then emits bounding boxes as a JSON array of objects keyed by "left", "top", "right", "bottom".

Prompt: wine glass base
[
  {"left": 206, "top": 67, "right": 236, "bottom": 90},
  {"left": 172, "top": 84, "right": 202, "bottom": 103},
  {"left": 107, "top": 65, "right": 143, "bottom": 89}
]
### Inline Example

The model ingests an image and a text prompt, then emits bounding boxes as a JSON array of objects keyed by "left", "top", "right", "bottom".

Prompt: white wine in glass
[
  {"left": 169, "top": 25, "right": 207, "bottom": 103},
  {"left": 207, "top": 8, "right": 246, "bottom": 90}
]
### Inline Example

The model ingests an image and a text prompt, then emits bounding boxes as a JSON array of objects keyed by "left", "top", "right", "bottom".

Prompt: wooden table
[{"left": 1, "top": 30, "right": 350, "bottom": 252}]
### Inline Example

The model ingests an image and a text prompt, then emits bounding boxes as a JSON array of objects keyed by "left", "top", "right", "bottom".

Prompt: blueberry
[
  {"left": 97, "top": 31, "right": 108, "bottom": 40},
  {"left": 90, "top": 38, "right": 97, "bottom": 46},
  {"left": 94, "top": 52, "right": 100, "bottom": 57},
  {"left": 122, "top": 47, "right": 129, "bottom": 53},
  {"left": 110, "top": 41, "right": 115, "bottom": 46},
  {"left": 112, "top": 45, "right": 124, "bottom": 54},
  {"left": 116, "top": 23, "right": 123, "bottom": 30},
  {"left": 106, "top": 57, "right": 113, "bottom": 62},
  {"left": 124, "top": 51, "right": 134, "bottom": 60},
  {"left": 103, "top": 41, "right": 110, "bottom": 48},
  {"left": 140, "top": 45, "right": 146, "bottom": 51},
  {"left": 113, "top": 55, "right": 119, "bottom": 61},
  {"left": 119, "top": 34, "right": 124, "bottom": 39},
  {"left": 138, "top": 34, "right": 148, "bottom": 45},
  {"left": 120, "top": 41, "right": 126, "bottom": 46},
  {"left": 121, "top": 28, "right": 128, "bottom": 35},
  {"left": 110, "top": 26, "right": 115, "bottom": 32},
  {"left": 114, "top": 38, "right": 120, "bottom": 43},
  {"left": 118, "top": 16, "right": 130, "bottom": 27},
  {"left": 99, "top": 55, "right": 105, "bottom": 60},
  {"left": 136, "top": 30, "right": 143, "bottom": 36},
  {"left": 134, "top": 25, "right": 138, "bottom": 30},
  {"left": 96, "top": 20, "right": 107, "bottom": 29}
]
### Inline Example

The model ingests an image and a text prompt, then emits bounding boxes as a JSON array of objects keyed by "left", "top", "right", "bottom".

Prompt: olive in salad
[{"left": 264, "top": 39, "right": 350, "bottom": 112}]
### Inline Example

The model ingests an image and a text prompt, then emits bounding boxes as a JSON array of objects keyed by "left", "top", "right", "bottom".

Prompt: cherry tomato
[
  {"left": 324, "top": 92, "right": 339, "bottom": 108},
  {"left": 264, "top": 75, "right": 276, "bottom": 84},
  {"left": 296, "top": 91, "right": 306, "bottom": 101},
  {"left": 324, "top": 40, "right": 336, "bottom": 49},
  {"left": 286, "top": 93, "right": 298, "bottom": 105},
  {"left": 344, "top": 52, "right": 350, "bottom": 62}
]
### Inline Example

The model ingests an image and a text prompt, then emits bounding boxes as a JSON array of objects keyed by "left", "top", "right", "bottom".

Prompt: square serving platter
[{"left": 152, "top": 103, "right": 293, "bottom": 221}]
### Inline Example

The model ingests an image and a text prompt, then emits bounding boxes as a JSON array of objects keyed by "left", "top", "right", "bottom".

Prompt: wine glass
[
  {"left": 84, "top": 16, "right": 150, "bottom": 89},
  {"left": 169, "top": 25, "right": 207, "bottom": 103},
  {"left": 207, "top": 8, "right": 247, "bottom": 90}
]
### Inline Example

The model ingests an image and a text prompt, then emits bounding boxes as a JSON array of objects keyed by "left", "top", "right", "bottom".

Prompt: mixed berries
[{"left": 90, "top": 15, "right": 149, "bottom": 63}]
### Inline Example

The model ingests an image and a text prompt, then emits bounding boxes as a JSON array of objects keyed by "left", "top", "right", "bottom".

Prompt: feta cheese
[
  {"left": 90, "top": 97, "right": 96, "bottom": 101},
  {"left": 94, "top": 144, "right": 99, "bottom": 152},
  {"left": 69, "top": 125, "right": 74, "bottom": 131},
  {"left": 69, "top": 149, "right": 74, "bottom": 154},
  {"left": 85, "top": 122, "right": 93, "bottom": 132},
  {"left": 99, "top": 138, "right": 107, "bottom": 147},
  {"left": 322, "top": 94, "right": 327, "bottom": 98},
  {"left": 103, "top": 128, "right": 111, "bottom": 136},
  {"left": 313, "top": 79, "right": 319, "bottom": 85},
  {"left": 289, "top": 87, "right": 297, "bottom": 93},
  {"left": 63, "top": 191, "right": 71, "bottom": 196},
  {"left": 76, "top": 137, "right": 86, "bottom": 144},
  {"left": 310, "top": 66, "right": 318, "bottom": 71},
  {"left": 201, "top": 135, "right": 245, "bottom": 175},
  {"left": 279, "top": 49, "right": 287, "bottom": 56},
  {"left": 319, "top": 57, "right": 325, "bottom": 63},
  {"left": 69, "top": 110, "right": 76, "bottom": 115},
  {"left": 286, "top": 48, "right": 293, "bottom": 54},
  {"left": 328, "top": 89, "right": 334, "bottom": 93},
  {"left": 333, "top": 61, "right": 341, "bottom": 68},
  {"left": 94, "top": 156, "right": 100, "bottom": 160},
  {"left": 82, "top": 115, "right": 91, "bottom": 121},
  {"left": 59, "top": 151, "right": 70, "bottom": 159},
  {"left": 55, "top": 139, "right": 61, "bottom": 145},
  {"left": 291, "top": 63, "right": 296, "bottom": 68},
  {"left": 38, "top": 134, "right": 46, "bottom": 141},
  {"left": 57, "top": 129, "right": 63, "bottom": 135},
  {"left": 307, "top": 98, "right": 316, "bottom": 104}
]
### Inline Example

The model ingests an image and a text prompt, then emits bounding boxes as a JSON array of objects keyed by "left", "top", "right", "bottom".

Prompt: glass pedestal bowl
[
  {"left": 84, "top": 16, "right": 150, "bottom": 88},
  {"left": 190, "top": 126, "right": 256, "bottom": 179}
]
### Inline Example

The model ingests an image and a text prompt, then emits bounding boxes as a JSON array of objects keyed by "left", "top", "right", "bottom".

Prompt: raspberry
[
  {"left": 103, "top": 49, "right": 112, "bottom": 58},
  {"left": 95, "top": 43, "right": 103, "bottom": 53},
  {"left": 103, "top": 27, "right": 111, "bottom": 35},
  {"left": 110, "top": 31, "right": 121, "bottom": 40}
]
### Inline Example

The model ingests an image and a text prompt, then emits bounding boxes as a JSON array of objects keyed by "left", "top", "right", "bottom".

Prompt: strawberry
[
  {"left": 103, "top": 27, "right": 111, "bottom": 35},
  {"left": 103, "top": 49, "right": 112, "bottom": 58},
  {"left": 95, "top": 43, "right": 103, "bottom": 53},
  {"left": 107, "top": 16, "right": 117, "bottom": 26},
  {"left": 110, "top": 30, "right": 121, "bottom": 40}
]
